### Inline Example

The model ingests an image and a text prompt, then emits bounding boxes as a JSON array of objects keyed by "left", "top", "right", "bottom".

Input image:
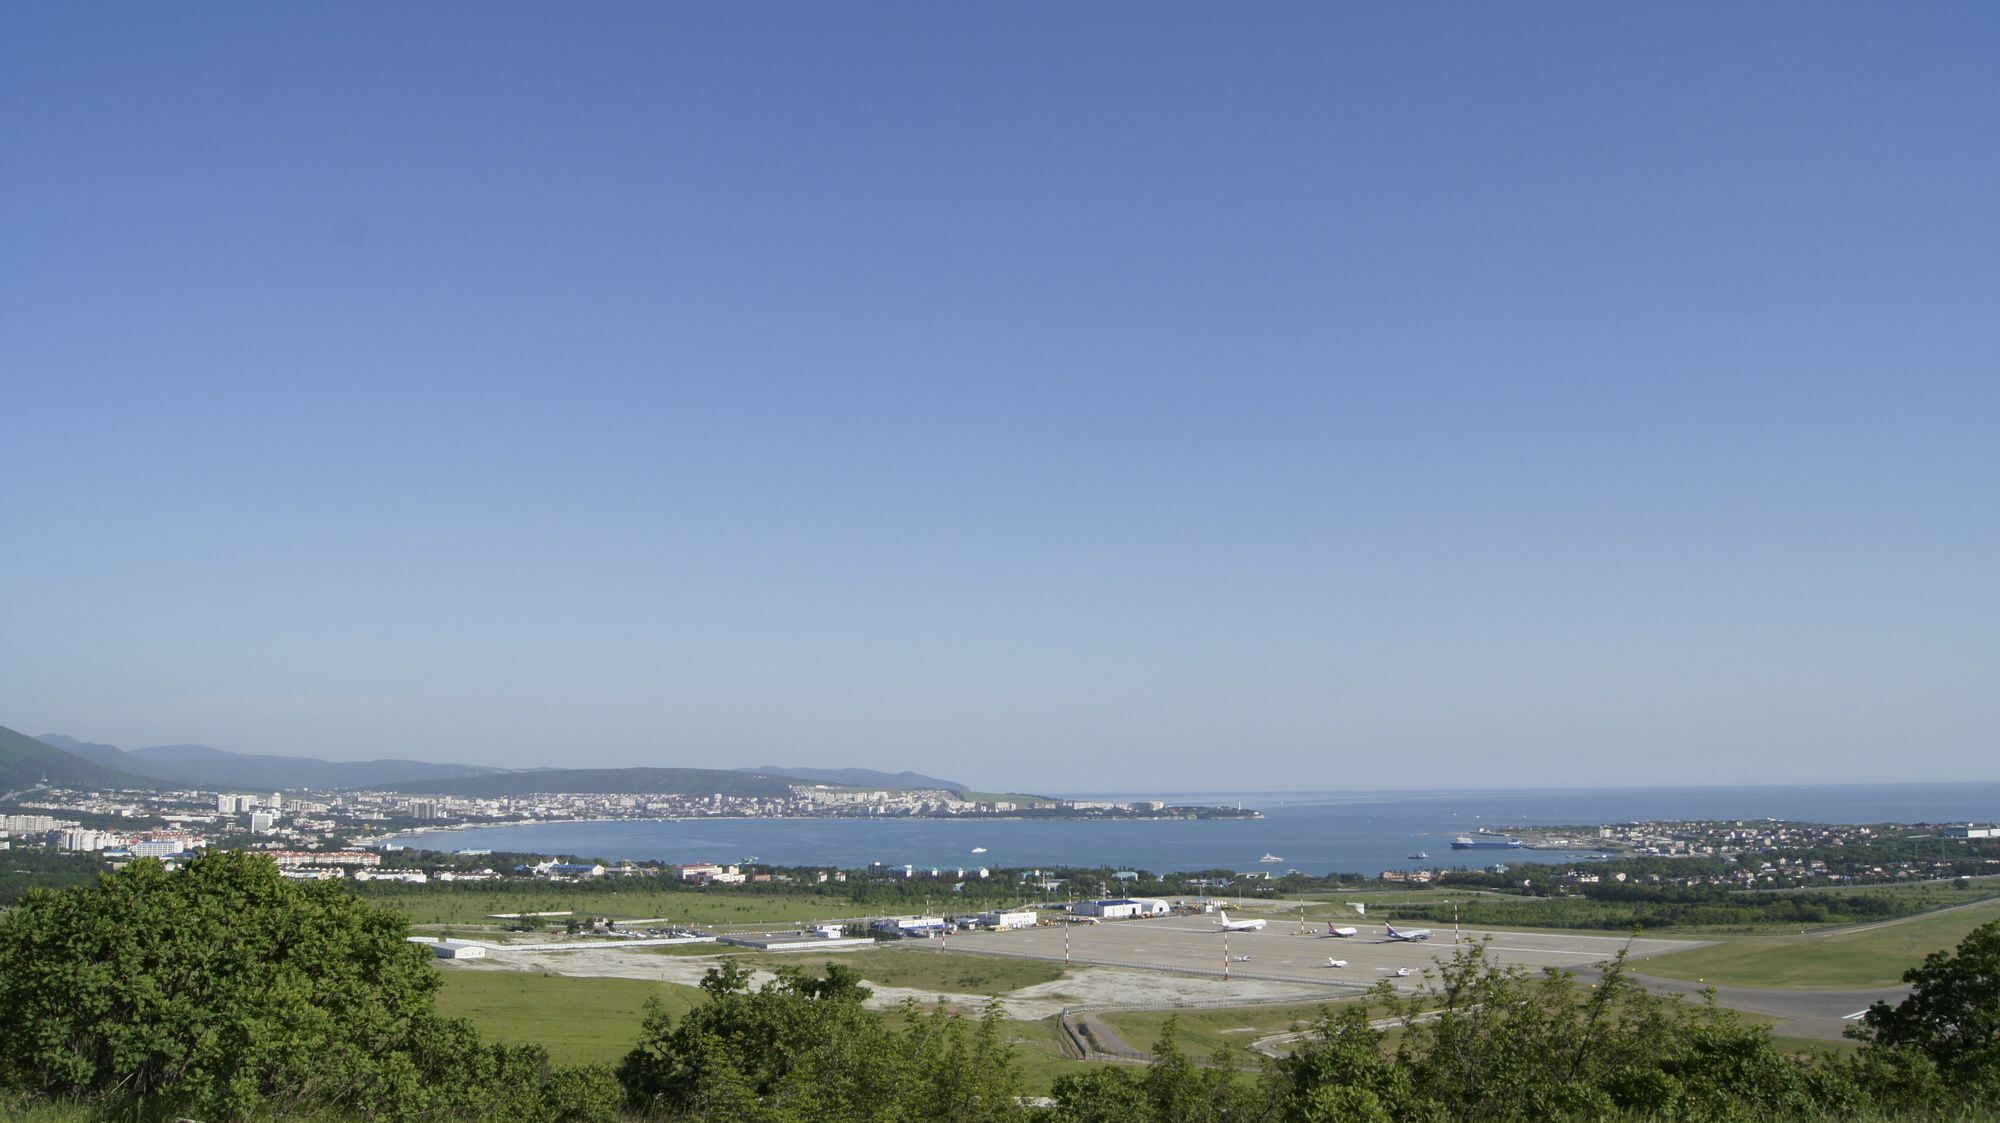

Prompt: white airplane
[
  {"left": 1326, "top": 923, "right": 1359, "bottom": 938},
  {"left": 1384, "top": 923, "right": 1433, "bottom": 942},
  {"left": 1215, "top": 909, "right": 1267, "bottom": 932},
  {"left": 1325, "top": 958, "right": 1348, "bottom": 968}
]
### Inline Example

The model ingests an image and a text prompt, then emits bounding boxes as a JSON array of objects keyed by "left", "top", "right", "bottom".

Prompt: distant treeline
[
  {"left": 1384, "top": 889, "right": 1941, "bottom": 932},
  {"left": 0, "top": 850, "right": 102, "bottom": 906}
]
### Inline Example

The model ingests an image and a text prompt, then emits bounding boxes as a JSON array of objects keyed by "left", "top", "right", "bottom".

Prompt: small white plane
[
  {"left": 1215, "top": 909, "right": 1267, "bottom": 932},
  {"left": 1326, "top": 923, "right": 1359, "bottom": 938},
  {"left": 1325, "top": 958, "right": 1348, "bottom": 968},
  {"left": 1384, "top": 923, "right": 1433, "bottom": 942}
]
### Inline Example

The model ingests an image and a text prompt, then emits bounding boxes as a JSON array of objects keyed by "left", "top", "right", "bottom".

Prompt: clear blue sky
[{"left": 4, "top": 4, "right": 1995, "bottom": 790}]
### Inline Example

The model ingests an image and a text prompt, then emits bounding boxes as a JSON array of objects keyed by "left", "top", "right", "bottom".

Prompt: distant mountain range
[
  {"left": 31, "top": 731, "right": 508, "bottom": 791},
  {"left": 35, "top": 733, "right": 505, "bottom": 792},
  {"left": 1, "top": 726, "right": 155, "bottom": 792},
  {"left": 14, "top": 728, "right": 960, "bottom": 799},
  {"left": 741, "top": 765, "right": 967, "bottom": 792}
]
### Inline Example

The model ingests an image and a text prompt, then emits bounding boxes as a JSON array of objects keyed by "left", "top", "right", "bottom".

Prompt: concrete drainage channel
[{"left": 1054, "top": 989, "right": 1372, "bottom": 1065}]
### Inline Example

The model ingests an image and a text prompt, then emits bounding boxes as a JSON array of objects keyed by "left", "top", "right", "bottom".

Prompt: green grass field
[
  {"left": 434, "top": 968, "right": 704, "bottom": 1065},
  {"left": 1634, "top": 898, "right": 2000, "bottom": 988},
  {"left": 1101, "top": 999, "right": 1361, "bottom": 1065},
  {"left": 436, "top": 958, "right": 1077, "bottom": 1088},
  {"left": 367, "top": 886, "right": 857, "bottom": 926},
  {"left": 782, "top": 947, "right": 1063, "bottom": 995}
]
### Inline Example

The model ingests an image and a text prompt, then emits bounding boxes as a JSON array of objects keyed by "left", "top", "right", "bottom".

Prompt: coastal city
[{"left": 6, "top": 778, "right": 1994, "bottom": 899}]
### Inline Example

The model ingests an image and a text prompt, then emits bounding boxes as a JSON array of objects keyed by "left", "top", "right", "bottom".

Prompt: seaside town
[
  {"left": 0, "top": 781, "right": 1248, "bottom": 869},
  {"left": 5, "top": 782, "right": 1995, "bottom": 897}
]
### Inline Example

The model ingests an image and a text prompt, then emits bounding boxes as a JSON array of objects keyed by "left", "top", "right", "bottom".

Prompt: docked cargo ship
[{"left": 1451, "top": 835, "right": 1524, "bottom": 850}]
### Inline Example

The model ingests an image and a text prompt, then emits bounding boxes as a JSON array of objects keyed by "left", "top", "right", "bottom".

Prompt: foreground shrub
[{"left": 0, "top": 851, "right": 612, "bottom": 1121}]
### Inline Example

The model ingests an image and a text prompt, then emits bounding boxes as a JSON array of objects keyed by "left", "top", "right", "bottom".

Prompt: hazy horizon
[{"left": 5, "top": 5, "right": 1995, "bottom": 791}]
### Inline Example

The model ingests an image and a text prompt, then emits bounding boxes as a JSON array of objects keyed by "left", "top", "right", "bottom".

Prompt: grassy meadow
[
  {"left": 779, "top": 947, "right": 1064, "bottom": 995},
  {"left": 1100, "top": 999, "right": 1358, "bottom": 1065},
  {"left": 367, "top": 884, "right": 857, "bottom": 927},
  {"left": 1632, "top": 897, "right": 2000, "bottom": 988},
  {"left": 434, "top": 968, "right": 703, "bottom": 1065}
]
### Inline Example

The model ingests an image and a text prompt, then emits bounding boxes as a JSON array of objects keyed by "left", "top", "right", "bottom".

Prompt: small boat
[
  {"left": 971, "top": 847, "right": 987, "bottom": 854},
  {"left": 1408, "top": 852, "right": 1429, "bottom": 860},
  {"left": 1258, "top": 853, "right": 1283, "bottom": 863}
]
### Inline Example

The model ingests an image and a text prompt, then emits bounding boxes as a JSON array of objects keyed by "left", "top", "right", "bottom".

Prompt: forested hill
[
  {"left": 375, "top": 766, "right": 796, "bottom": 799},
  {"left": 742, "top": 765, "right": 967, "bottom": 792},
  {"left": 0, "top": 725, "right": 154, "bottom": 792},
  {"left": 36, "top": 733, "right": 509, "bottom": 791}
]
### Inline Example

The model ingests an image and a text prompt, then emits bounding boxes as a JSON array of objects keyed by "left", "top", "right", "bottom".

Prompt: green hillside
[
  {"left": 375, "top": 766, "right": 795, "bottom": 799},
  {"left": 0, "top": 724, "right": 154, "bottom": 793}
]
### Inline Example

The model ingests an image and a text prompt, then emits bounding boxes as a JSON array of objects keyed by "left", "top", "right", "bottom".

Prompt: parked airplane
[
  {"left": 1384, "top": 923, "right": 1433, "bottom": 941},
  {"left": 1215, "top": 909, "right": 1267, "bottom": 932},
  {"left": 1325, "top": 958, "right": 1348, "bottom": 968},
  {"left": 1326, "top": 924, "right": 1359, "bottom": 937}
]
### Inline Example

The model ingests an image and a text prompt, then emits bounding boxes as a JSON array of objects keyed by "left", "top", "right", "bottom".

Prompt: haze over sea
[{"left": 390, "top": 783, "right": 2000, "bottom": 878}]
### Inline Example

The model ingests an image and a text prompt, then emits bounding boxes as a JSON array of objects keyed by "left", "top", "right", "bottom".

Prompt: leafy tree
[
  {"left": 1851, "top": 919, "right": 2000, "bottom": 1094},
  {"left": 1277, "top": 941, "right": 1846, "bottom": 1122},
  {"left": 1045, "top": 1066, "right": 1152, "bottom": 1123},
  {"left": 1045, "top": 1016, "right": 1268, "bottom": 1123},
  {"left": 619, "top": 957, "right": 1023, "bottom": 1121},
  {"left": 0, "top": 850, "right": 614, "bottom": 1121},
  {"left": 1279, "top": 1003, "right": 1409, "bottom": 1122}
]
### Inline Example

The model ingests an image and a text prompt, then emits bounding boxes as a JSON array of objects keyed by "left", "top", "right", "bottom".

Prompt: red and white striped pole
[
  {"left": 1223, "top": 929, "right": 1231, "bottom": 980},
  {"left": 1064, "top": 921, "right": 1071, "bottom": 966}
]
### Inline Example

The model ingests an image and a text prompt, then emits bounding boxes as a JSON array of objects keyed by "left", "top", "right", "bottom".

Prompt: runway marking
[{"left": 1843, "top": 1010, "right": 1870, "bottom": 1020}]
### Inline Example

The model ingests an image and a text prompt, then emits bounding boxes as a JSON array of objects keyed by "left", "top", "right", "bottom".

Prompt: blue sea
[{"left": 386, "top": 783, "right": 2000, "bottom": 877}]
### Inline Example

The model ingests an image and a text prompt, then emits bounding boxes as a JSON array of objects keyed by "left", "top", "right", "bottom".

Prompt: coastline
[{"left": 374, "top": 809, "right": 1261, "bottom": 848}]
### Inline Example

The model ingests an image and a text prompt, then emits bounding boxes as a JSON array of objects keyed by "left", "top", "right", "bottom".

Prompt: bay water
[{"left": 387, "top": 782, "right": 2000, "bottom": 877}]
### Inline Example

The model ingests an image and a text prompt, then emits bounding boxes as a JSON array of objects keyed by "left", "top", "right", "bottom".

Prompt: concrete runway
[
  {"left": 1620, "top": 972, "right": 1905, "bottom": 1042},
  {"left": 941, "top": 914, "right": 1703, "bottom": 992},
  {"left": 941, "top": 915, "right": 1905, "bottom": 1040}
]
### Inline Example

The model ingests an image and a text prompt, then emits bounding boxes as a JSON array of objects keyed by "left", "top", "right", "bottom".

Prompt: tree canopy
[
  {"left": 620, "top": 957, "right": 1023, "bottom": 1122},
  {"left": 1852, "top": 918, "right": 2000, "bottom": 1095},
  {"left": 0, "top": 851, "right": 619, "bottom": 1121}
]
